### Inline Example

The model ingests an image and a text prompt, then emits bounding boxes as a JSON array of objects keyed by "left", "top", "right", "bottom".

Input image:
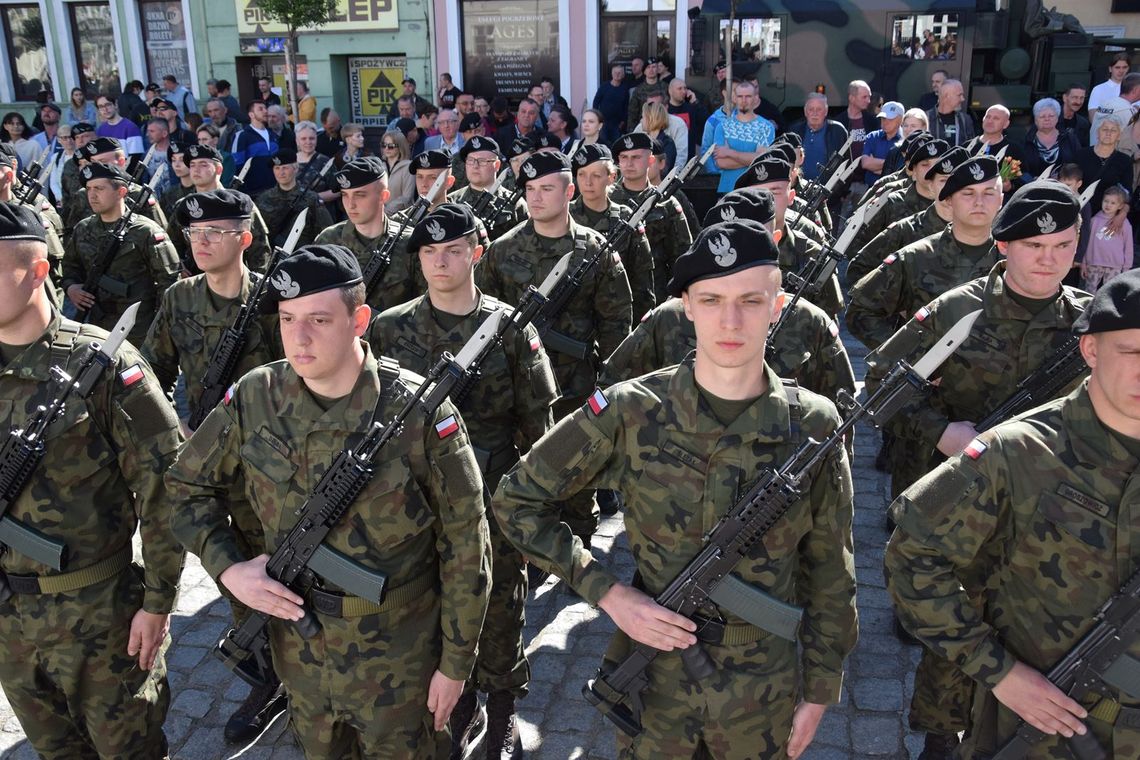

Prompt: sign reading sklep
[
  {"left": 235, "top": 0, "right": 399, "bottom": 35},
  {"left": 349, "top": 56, "right": 406, "bottom": 128}
]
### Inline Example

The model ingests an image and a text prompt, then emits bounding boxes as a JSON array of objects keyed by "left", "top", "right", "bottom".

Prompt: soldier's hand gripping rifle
[
  {"left": 584, "top": 309, "right": 983, "bottom": 737},
  {"left": 362, "top": 170, "right": 450, "bottom": 301},
  {"left": 267, "top": 160, "right": 334, "bottom": 247},
  {"left": 187, "top": 213, "right": 308, "bottom": 431},
  {"left": 75, "top": 165, "right": 155, "bottom": 324},
  {"left": 989, "top": 569, "right": 1140, "bottom": 760},
  {"left": 215, "top": 330, "right": 493, "bottom": 687},
  {"left": 974, "top": 335, "right": 1089, "bottom": 433},
  {"left": 0, "top": 304, "right": 140, "bottom": 594}
]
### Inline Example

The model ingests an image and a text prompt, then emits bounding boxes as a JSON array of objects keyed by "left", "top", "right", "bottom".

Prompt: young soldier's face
[
  {"left": 464, "top": 152, "right": 499, "bottom": 187},
  {"left": 618, "top": 150, "right": 651, "bottom": 183},
  {"left": 575, "top": 162, "right": 614, "bottom": 204},
  {"left": 997, "top": 227, "right": 1078, "bottom": 299},
  {"left": 187, "top": 220, "right": 249, "bottom": 275},
  {"left": 1083, "top": 329, "right": 1140, "bottom": 432},
  {"left": 415, "top": 169, "right": 451, "bottom": 202},
  {"left": 682, "top": 265, "right": 785, "bottom": 372},
  {"left": 279, "top": 289, "right": 368, "bottom": 385},
  {"left": 341, "top": 182, "right": 387, "bottom": 227},
  {"left": 524, "top": 174, "right": 573, "bottom": 223},
  {"left": 949, "top": 179, "right": 1002, "bottom": 229},
  {"left": 419, "top": 237, "right": 480, "bottom": 297},
  {"left": 189, "top": 159, "right": 221, "bottom": 188},
  {"left": 85, "top": 179, "right": 125, "bottom": 214}
]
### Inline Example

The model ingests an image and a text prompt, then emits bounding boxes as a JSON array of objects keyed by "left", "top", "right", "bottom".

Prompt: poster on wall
[
  {"left": 140, "top": 1, "right": 193, "bottom": 84},
  {"left": 461, "top": 0, "right": 559, "bottom": 104},
  {"left": 349, "top": 55, "right": 407, "bottom": 128}
]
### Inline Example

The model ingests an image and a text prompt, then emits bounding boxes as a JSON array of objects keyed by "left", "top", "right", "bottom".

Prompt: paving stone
[
  {"left": 170, "top": 688, "right": 213, "bottom": 720},
  {"left": 852, "top": 714, "right": 903, "bottom": 755}
]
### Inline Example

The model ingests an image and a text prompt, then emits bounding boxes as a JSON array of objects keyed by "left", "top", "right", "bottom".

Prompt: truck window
[
  {"left": 718, "top": 17, "right": 782, "bottom": 62},
  {"left": 891, "top": 13, "right": 959, "bottom": 61}
]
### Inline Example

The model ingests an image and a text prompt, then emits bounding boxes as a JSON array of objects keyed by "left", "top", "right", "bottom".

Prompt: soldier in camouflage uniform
[
  {"left": 846, "top": 146, "right": 968, "bottom": 286},
  {"left": 734, "top": 154, "right": 845, "bottom": 318},
  {"left": 604, "top": 188, "right": 856, "bottom": 405},
  {"left": 886, "top": 268, "right": 1140, "bottom": 760},
  {"left": 255, "top": 150, "right": 333, "bottom": 249},
  {"left": 495, "top": 220, "right": 857, "bottom": 759},
  {"left": 850, "top": 138, "right": 951, "bottom": 254},
  {"left": 846, "top": 156, "right": 1004, "bottom": 352},
  {"left": 856, "top": 131, "right": 932, "bottom": 212},
  {"left": 174, "top": 143, "right": 271, "bottom": 273},
  {"left": 777, "top": 132, "right": 834, "bottom": 234},
  {"left": 499, "top": 138, "right": 534, "bottom": 196},
  {"left": 0, "top": 201, "right": 184, "bottom": 759},
  {"left": 158, "top": 142, "right": 195, "bottom": 219},
  {"left": 167, "top": 245, "right": 491, "bottom": 759},
  {"left": 570, "top": 142, "right": 656, "bottom": 320},
  {"left": 140, "top": 189, "right": 287, "bottom": 744},
  {"left": 314, "top": 156, "right": 421, "bottom": 313},
  {"left": 62, "top": 137, "right": 168, "bottom": 236},
  {"left": 0, "top": 144, "right": 65, "bottom": 303},
  {"left": 61, "top": 163, "right": 180, "bottom": 343},
  {"left": 449, "top": 136, "right": 528, "bottom": 243},
  {"left": 477, "top": 150, "right": 632, "bottom": 545},
  {"left": 764, "top": 139, "right": 828, "bottom": 246},
  {"left": 610, "top": 132, "right": 692, "bottom": 304},
  {"left": 867, "top": 183, "right": 1093, "bottom": 759},
  {"left": 370, "top": 204, "right": 558, "bottom": 759}
]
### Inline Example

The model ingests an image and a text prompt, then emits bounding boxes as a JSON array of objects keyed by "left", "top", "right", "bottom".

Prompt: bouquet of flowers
[{"left": 998, "top": 156, "right": 1022, "bottom": 182}]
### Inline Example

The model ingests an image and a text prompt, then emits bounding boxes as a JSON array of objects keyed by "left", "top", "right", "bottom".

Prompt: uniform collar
[
  {"left": 667, "top": 357, "right": 793, "bottom": 442},
  {"left": 1064, "top": 382, "right": 1139, "bottom": 474},
  {"left": 981, "top": 262, "right": 1086, "bottom": 326},
  {"left": 191, "top": 268, "right": 258, "bottom": 324},
  {"left": 281, "top": 340, "right": 384, "bottom": 427},
  {"left": 0, "top": 309, "right": 65, "bottom": 383}
]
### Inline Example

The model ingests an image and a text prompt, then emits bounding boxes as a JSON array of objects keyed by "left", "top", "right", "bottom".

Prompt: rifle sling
[{"left": 306, "top": 567, "right": 436, "bottom": 618}]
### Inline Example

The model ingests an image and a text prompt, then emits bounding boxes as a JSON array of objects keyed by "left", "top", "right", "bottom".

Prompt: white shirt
[{"left": 1089, "top": 79, "right": 1122, "bottom": 112}]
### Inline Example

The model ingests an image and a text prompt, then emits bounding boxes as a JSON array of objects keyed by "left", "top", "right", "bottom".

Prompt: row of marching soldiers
[{"left": 0, "top": 116, "right": 1136, "bottom": 760}]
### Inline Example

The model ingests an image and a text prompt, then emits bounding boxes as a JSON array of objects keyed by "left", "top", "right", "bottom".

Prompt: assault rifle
[
  {"left": 362, "top": 170, "right": 450, "bottom": 301},
  {"left": 990, "top": 569, "right": 1140, "bottom": 760},
  {"left": 814, "top": 133, "right": 854, "bottom": 189},
  {"left": 584, "top": 309, "right": 983, "bottom": 737},
  {"left": 187, "top": 213, "right": 307, "bottom": 431},
  {"left": 267, "top": 160, "right": 334, "bottom": 247},
  {"left": 0, "top": 304, "right": 139, "bottom": 587},
  {"left": 216, "top": 330, "right": 492, "bottom": 686},
  {"left": 228, "top": 159, "right": 252, "bottom": 191},
  {"left": 531, "top": 144, "right": 714, "bottom": 361},
  {"left": 467, "top": 167, "right": 509, "bottom": 222},
  {"left": 75, "top": 165, "right": 155, "bottom": 324},
  {"left": 13, "top": 149, "right": 52, "bottom": 207},
  {"left": 975, "top": 336, "right": 1088, "bottom": 432}
]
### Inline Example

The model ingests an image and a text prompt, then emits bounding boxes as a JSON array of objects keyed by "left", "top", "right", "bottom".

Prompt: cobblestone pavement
[{"left": 0, "top": 327, "right": 925, "bottom": 759}]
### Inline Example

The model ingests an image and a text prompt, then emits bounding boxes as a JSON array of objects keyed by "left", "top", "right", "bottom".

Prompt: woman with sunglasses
[{"left": 380, "top": 129, "right": 415, "bottom": 213}]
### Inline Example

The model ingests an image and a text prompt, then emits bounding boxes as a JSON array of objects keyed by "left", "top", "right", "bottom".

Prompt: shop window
[
  {"left": 718, "top": 17, "right": 781, "bottom": 62},
  {"left": 69, "top": 2, "right": 120, "bottom": 96},
  {"left": 891, "top": 14, "right": 959, "bottom": 60},
  {"left": 2, "top": 4, "right": 51, "bottom": 101}
]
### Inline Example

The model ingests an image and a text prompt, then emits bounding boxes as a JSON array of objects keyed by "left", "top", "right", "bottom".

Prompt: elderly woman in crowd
[
  {"left": 881, "top": 107, "right": 930, "bottom": 175},
  {"left": 1075, "top": 113, "right": 1134, "bottom": 213},
  {"left": 1021, "top": 97, "right": 1081, "bottom": 179},
  {"left": 379, "top": 129, "right": 415, "bottom": 214},
  {"left": 294, "top": 120, "right": 338, "bottom": 205}
]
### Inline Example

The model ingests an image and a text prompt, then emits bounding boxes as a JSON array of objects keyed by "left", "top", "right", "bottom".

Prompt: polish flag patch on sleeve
[
  {"left": 914, "top": 306, "right": 931, "bottom": 322},
  {"left": 223, "top": 384, "right": 236, "bottom": 406},
  {"left": 828, "top": 319, "right": 840, "bottom": 338},
  {"left": 587, "top": 388, "right": 609, "bottom": 415},
  {"left": 883, "top": 253, "right": 898, "bottom": 265},
  {"left": 153, "top": 232, "right": 166, "bottom": 243},
  {"left": 435, "top": 415, "right": 460, "bottom": 439},
  {"left": 119, "top": 364, "right": 144, "bottom": 387},
  {"left": 964, "top": 438, "right": 988, "bottom": 460},
  {"left": 529, "top": 335, "right": 542, "bottom": 352}
]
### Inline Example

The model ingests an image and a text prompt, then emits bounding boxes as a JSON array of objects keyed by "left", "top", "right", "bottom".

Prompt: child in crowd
[{"left": 1083, "top": 183, "right": 1134, "bottom": 292}]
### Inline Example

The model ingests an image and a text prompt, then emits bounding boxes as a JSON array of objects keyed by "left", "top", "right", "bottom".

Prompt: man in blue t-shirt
[
  {"left": 708, "top": 81, "right": 776, "bottom": 193},
  {"left": 860, "top": 101, "right": 905, "bottom": 185}
]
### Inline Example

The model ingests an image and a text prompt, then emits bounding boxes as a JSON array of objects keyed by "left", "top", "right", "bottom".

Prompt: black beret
[
  {"left": 390, "top": 117, "right": 416, "bottom": 137},
  {"left": 271, "top": 150, "right": 297, "bottom": 166},
  {"left": 938, "top": 156, "right": 1000, "bottom": 201},
  {"left": 529, "top": 133, "right": 562, "bottom": 151},
  {"left": 704, "top": 187, "right": 777, "bottom": 227},
  {"left": 167, "top": 142, "right": 186, "bottom": 162},
  {"left": 407, "top": 203, "right": 478, "bottom": 251},
  {"left": 72, "top": 122, "right": 95, "bottom": 137},
  {"left": 516, "top": 151, "right": 571, "bottom": 188},
  {"left": 80, "top": 162, "right": 131, "bottom": 185},
  {"left": 177, "top": 189, "right": 253, "bottom": 226},
  {"left": 650, "top": 138, "right": 665, "bottom": 158},
  {"left": 991, "top": 180, "right": 1081, "bottom": 242},
  {"left": 734, "top": 155, "right": 792, "bottom": 189},
  {"left": 768, "top": 142, "right": 797, "bottom": 166},
  {"left": 572, "top": 143, "right": 612, "bottom": 170},
  {"left": 458, "top": 135, "right": 500, "bottom": 161},
  {"left": 646, "top": 56, "right": 659, "bottom": 65},
  {"left": 459, "top": 113, "right": 483, "bottom": 132},
  {"left": 186, "top": 143, "right": 223, "bottom": 163},
  {"left": 0, "top": 201, "right": 46, "bottom": 242},
  {"left": 901, "top": 132, "right": 934, "bottom": 163},
  {"left": 907, "top": 138, "right": 950, "bottom": 169},
  {"left": 81, "top": 137, "right": 122, "bottom": 159},
  {"left": 774, "top": 131, "right": 802, "bottom": 149},
  {"left": 410, "top": 149, "right": 452, "bottom": 173},
  {"left": 1073, "top": 269, "right": 1140, "bottom": 335},
  {"left": 924, "top": 146, "right": 969, "bottom": 180},
  {"left": 0, "top": 143, "right": 17, "bottom": 167},
  {"left": 334, "top": 156, "right": 386, "bottom": 189},
  {"left": 668, "top": 220, "right": 781, "bottom": 297},
  {"left": 506, "top": 138, "right": 533, "bottom": 159},
  {"left": 611, "top": 132, "right": 654, "bottom": 157},
  {"left": 260, "top": 244, "right": 363, "bottom": 313},
  {"left": 714, "top": 61, "right": 727, "bottom": 73}
]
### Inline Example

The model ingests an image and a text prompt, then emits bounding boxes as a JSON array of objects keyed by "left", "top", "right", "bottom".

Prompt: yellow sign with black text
[
  {"left": 349, "top": 56, "right": 406, "bottom": 127},
  {"left": 235, "top": 0, "right": 398, "bottom": 34}
]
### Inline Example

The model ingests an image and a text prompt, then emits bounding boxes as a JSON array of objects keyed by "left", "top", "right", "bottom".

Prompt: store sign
[
  {"left": 461, "top": 0, "right": 559, "bottom": 103},
  {"left": 140, "top": 1, "right": 192, "bottom": 84},
  {"left": 349, "top": 56, "right": 406, "bottom": 128},
  {"left": 235, "top": 0, "right": 399, "bottom": 35}
]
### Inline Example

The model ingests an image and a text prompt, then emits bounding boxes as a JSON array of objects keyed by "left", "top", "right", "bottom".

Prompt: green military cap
[
  {"left": 408, "top": 203, "right": 478, "bottom": 251},
  {"left": 704, "top": 187, "right": 776, "bottom": 227},
  {"left": 1073, "top": 269, "right": 1140, "bottom": 335},
  {"left": 668, "top": 220, "right": 780, "bottom": 297},
  {"left": 992, "top": 180, "right": 1080, "bottom": 241},
  {"left": 260, "top": 244, "right": 363, "bottom": 313},
  {"left": 0, "top": 201, "right": 47, "bottom": 242},
  {"left": 734, "top": 155, "right": 792, "bottom": 190},
  {"left": 938, "top": 156, "right": 999, "bottom": 200},
  {"left": 335, "top": 156, "right": 387, "bottom": 189},
  {"left": 80, "top": 162, "right": 131, "bottom": 186},
  {"left": 924, "top": 146, "right": 969, "bottom": 180},
  {"left": 458, "top": 135, "right": 500, "bottom": 161},
  {"left": 410, "top": 149, "right": 452, "bottom": 174},
  {"left": 516, "top": 151, "right": 571, "bottom": 188},
  {"left": 177, "top": 189, "right": 253, "bottom": 226}
]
